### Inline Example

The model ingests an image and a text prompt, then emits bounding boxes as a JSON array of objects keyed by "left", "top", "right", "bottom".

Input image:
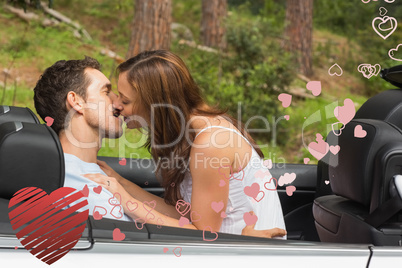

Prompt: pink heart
[
  {"left": 286, "top": 186, "right": 296, "bottom": 196},
  {"left": 243, "top": 212, "right": 258, "bottom": 226},
  {"left": 220, "top": 211, "right": 227, "bottom": 218},
  {"left": 354, "top": 125, "right": 367, "bottom": 138},
  {"left": 328, "top": 63, "right": 343, "bottom": 76},
  {"left": 211, "top": 201, "right": 224, "bottom": 213},
  {"left": 93, "top": 206, "right": 107, "bottom": 220},
  {"left": 163, "top": 247, "right": 169, "bottom": 253},
  {"left": 119, "top": 158, "right": 127, "bottom": 166},
  {"left": 388, "top": 44, "right": 402, "bottom": 62},
  {"left": 93, "top": 211, "right": 102, "bottom": 220},
  {"left": 334, "top": 98, "right": 355, "bottom": 125},
  {"left": 113, "top": 228, "right": 125, "bottom": 241},
  {"left": 329, "top": 145, "right": 340, "bottom": 155},
  {"left": 173, "top": 247, "right": 182, "bottom": 257},
  {"left": 303, "top": 158, "right": 310, "bottom": 164},
  {"left": 219, "top": 179, "right": 226, "bottom": 187},
  {"left": 263, "top": 159, "right": 273, "bottom": 169},
  {"left": 325, "top": 180, "right": 330, "bottom": 185},
  {"left": 278, "top": 173, "right": 296, "bottom": 187},
  {"left": 203, "top": 226, "right": 218, "bottom": 241},
  {"left": 126, "top": 201, "right": 138, "bottom": 212},
  {"left": 134, "top": 218, "right": 146, "bottom": 230},
  {"left": 255, "top": 169, "right": 271, "bottom": 179},
  {"left": 110, "top": 205, "right": 123, "bottom": 219},
  {"left": 284, "top": 115, "right": 290, "bottom": 121},
  {"left": 175, "top": 200, "right": 191, "bottom": 216},
  {"left": 278, "top": 93, "right": 292, "bottom": 108},
  {"left": 45, "top": 116, "right": 54, "bottom": 127},
  {"left": 372, "top": 16, "right": 397, "bottom": 40},
  {"left": 306, "top": 81, "right": 322, "bottom": 96},
  {"left": 254, "top": 191, "right": 265, "bottom": 202},
  {"left": 178, "top": 216, "right": 190, "bottom": 227},
  {"left": 190, "top": 211, "right": 201, "bottom": 222},
  {"left": 264, "top": 177, "right": 278, "bottom": 191},
  {"left": 308, "top": 133, "right": 329, "bottom": 161},
  {"left": 244, "top": 183, "right": 260, "bottom": 199},
  {"left": 93, "top": 185, "right": 102, "bottom": 194}
]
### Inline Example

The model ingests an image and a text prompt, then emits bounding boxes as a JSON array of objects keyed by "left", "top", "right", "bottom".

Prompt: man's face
[{"left": 82, "top": 68, "right": 123, "bottom": 139}]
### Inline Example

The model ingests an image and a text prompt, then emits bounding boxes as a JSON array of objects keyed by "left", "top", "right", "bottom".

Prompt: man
[{"left": 33, "top": 57, "right": 131, "bottom": 221}]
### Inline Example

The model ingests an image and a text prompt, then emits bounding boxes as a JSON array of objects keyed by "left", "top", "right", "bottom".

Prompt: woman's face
[{"left": 115, "top": 72, "right": 144, "bottom": 129}]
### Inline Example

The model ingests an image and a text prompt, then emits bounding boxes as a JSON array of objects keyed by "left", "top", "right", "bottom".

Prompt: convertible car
[{"left": 1, "top": 67, "right": 402, "bottom": 267}]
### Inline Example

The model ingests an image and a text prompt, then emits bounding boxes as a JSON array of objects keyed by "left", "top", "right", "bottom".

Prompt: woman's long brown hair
[{"left": 117, "top": 50, "right": 263, "bottom": 206}]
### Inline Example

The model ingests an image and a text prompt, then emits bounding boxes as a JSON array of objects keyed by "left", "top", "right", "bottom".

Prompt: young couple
[{"left": 33, "top": 50, "right": 286, "bottom": 239}]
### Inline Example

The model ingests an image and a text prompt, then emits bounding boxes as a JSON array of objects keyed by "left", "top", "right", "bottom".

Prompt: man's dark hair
[{"left": 34, "top": 56, "right": 101, "bottom": 134}]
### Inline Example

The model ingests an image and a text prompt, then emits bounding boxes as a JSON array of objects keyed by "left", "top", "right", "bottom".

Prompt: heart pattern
[{"left": 357, "top": 64, "right": 381, "bottom": 79}]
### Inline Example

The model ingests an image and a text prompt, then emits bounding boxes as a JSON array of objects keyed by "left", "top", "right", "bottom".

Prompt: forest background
[{"left": 1, "top": 0, "right": 402, "bottom": 164}]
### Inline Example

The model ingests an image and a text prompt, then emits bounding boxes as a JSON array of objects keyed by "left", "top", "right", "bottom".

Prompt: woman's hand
[
  {"left": 83, "top": 173, "right": 129, "bottom": 202},
  {"left": 241, "top": 212, "right": 287, "bottom": 239},
  {"left": 97, "top": 160, "right": 124, "bottom": 182}
]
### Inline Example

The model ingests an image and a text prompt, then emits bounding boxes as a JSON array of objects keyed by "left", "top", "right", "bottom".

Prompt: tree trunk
[
  {"left": 127, "top": 0, "right": 172, "bottom": 58},
  {"left": 201, "top": 0, "right": 227, "bottom": 50},
  {"left": 284, "top": 0, "right": 314, "bottom": 77}
]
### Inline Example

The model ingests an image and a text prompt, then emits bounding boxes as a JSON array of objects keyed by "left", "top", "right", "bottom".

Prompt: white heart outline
[
  {"left": 372, "top": 16, "right": 398, "bottom": 40},
  {"left": 357, "top": 64, "right": 381, "bottom": 79},
  {"left": 388, "top": 44, "right": 402, "bottom": 62},
  {"left": 328, "top": 63, "right": 343, "bottom": 76}
]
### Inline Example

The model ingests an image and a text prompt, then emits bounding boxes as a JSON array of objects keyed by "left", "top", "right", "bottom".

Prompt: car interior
[{"left": 0, "top": 66, "right": 401, "bottom": 247}]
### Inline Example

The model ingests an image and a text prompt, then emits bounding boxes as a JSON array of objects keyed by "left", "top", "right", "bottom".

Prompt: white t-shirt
[
  {"left": 63, "top": 153, "right": 132, "bottom": 222},
  {"left": 180, "top": 126, "right": 286, "bottom": 238}
]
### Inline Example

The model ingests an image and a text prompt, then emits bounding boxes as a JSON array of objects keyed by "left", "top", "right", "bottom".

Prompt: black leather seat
[
  {"left": 315, "top": 89, "right": 402, "bottom": 198},
  {"left": 313, "top": 119, "right": 402, "bottom": 245},
  {"left": 0, "top": 105, "right": 64, "bottom": 219},
  {"left": 0, "top": 105, "right": 39, "bottom": 125}
]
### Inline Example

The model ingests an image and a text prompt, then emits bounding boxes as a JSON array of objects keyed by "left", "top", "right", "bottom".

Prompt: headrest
[
  {"left": 355, "top": 89, "right": 402, "bottom": 130},
  {"left": 0, "top": 122, "right": 64, "bottom": 199},
  {"left": 327, "top": 119, "right": 402, "bottom": 207},
  {"left": 0, "top": 106, "right": 39, "bottom": 125}
]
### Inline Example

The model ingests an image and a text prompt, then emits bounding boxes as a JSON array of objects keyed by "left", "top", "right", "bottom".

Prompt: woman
[{"left": 85, "top": 50, "right": 286, "bottom": 238}]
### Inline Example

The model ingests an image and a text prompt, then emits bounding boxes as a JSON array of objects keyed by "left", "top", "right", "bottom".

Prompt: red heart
[
  {"left": 119, "top": 158, "right": 127, "bottom": 166},
  {"left": 175, "top": 199, "right": 191, "bottom": 216},
  {"left": 113, "top": 228, "right": 125, "bottom": 241},
  {"left": 93, "top": 185, "right": 102, "bottom": 194},
  {"left": 45, "top": 116, "right": 54, "bottom": 127},
  {"left": 81, "top": 184, "right": 89, "bottom": 197},
  {"left": 8, "top": 187, "right": 88, "bottom": 265},
  {"left": 93, "top": 211, "right": 103, "bottom": 220}
]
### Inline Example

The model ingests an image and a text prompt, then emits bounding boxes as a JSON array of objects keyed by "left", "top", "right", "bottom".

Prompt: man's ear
[{"left": 66, "top": 91, "right": 84, "bottom": 115}]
